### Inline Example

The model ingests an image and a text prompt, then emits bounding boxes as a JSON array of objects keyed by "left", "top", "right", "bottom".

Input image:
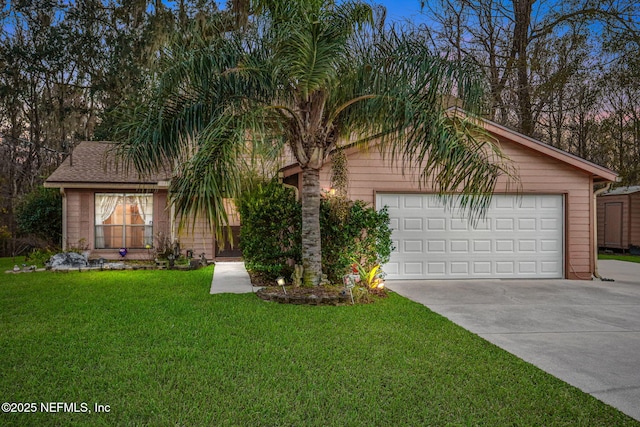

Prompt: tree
[
  {"left": 424, "top": 0, "right": 639, "bottom": 138},
  {"left": 113, "top": 0, "right": 515, "bottom": 286},
  {"left": 15, "top": 186, "right": 62, "bottom": 247}
]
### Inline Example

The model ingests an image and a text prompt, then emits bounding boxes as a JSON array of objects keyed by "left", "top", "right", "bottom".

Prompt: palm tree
[{"left": 113, "top": 0, "right": 515, "bottom": 286}]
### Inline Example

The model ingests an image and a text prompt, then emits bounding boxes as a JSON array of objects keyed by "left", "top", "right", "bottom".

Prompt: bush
[
  {"left": 237, "top": 181, "right": 393, "bottom": 284},
  {"left": 320, "top": 196, "right": 393, "bottom": 283},
  {"left": 15, "top": 186, "right": 62, "bottom": 247},
  {"left": 236, "top": 180, "right": 302, "bottom": 280},
  {"left": 25, "top": 247, "right": 58, "bottom": 267}
]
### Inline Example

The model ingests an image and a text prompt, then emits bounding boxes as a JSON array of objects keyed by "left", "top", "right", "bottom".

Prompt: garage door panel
[
  {"left": 495, "top": 240, "right": 515, "bottom": 252},
  {"left": 378, "top": 194, "right": 564, "bottom": 279},
  {"left": 403, "top": 240, "right": 423, "bottom": 253},
  {"left": 450, "top": 262, "right": 469, "bottom": 274},
  {"left": 518, "top": 261, "right": 537, "bottom": 274},
  {"left": 496, "top": 197, "right": 515, "bottom": 209},
  {"left": 495, "top": 218, "right": 515, "bottom": 231},
  {"left": 541, "top": 261, "right": 560, "bottom": 273},
  {"left": 519, "top": 240, "right": 537, "bottom": 252},
  {"left": 474, "top": 219, "right": 491, "bottom": 230},
  {"left": 427, "top": 240, "right": 446, "bottom": 253},
  {"left": 403, "top": 195, "right": 423, "bottom": 208},
  {"left": 473, "top": 240, "right": 491, "bottom": 253},
  {"left": 519, "top": 197, "right": 536, "bottom": 209},
  {"left": 541, "top": 197, "right": 562, "bottom": 209},
  {"left": 403, "top": 262, "right": 423, "bottom": 275},
  {"left": 450, "top": 218, "right": 469, "bottom": 230},
  {"left": 450, "top": 240, "right": 469, "bottom": 253},
  {"left": 473, "top": 262, "right": 492, "bottom": 274},
  {"left": 518, "top": 218, "right": 536, "bottom": 230},
  {"left": 427, "top": 262, "right": 445, "bottom": 275},
  {"left": 427, "top": 218, "right": 446, "bottom": 230},
  {"left": 379, "top": 195, "right": 400, "bottom": 208}
]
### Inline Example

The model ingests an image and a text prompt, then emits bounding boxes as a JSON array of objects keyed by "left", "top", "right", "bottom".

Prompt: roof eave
[{"left": 44, "top": 181, "right": 170, "bottom": 190}]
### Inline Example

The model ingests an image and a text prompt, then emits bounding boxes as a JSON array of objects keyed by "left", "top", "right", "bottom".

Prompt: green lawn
[
  {"left": 1, "top": 260, "right": 637, "bottom": 426},
  {"left": 599, "top": 253, "right": 640, "bottom": 263}
]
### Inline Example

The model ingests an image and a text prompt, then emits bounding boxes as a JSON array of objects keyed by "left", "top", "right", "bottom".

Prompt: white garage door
[{"left": 377, "top": 194, "right": 564, "bottom": 279}]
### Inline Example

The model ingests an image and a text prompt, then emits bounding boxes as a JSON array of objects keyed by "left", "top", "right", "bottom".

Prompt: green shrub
[
  {"left": 237, "top": 181, "right": 393, "bottom": 284},
  {"left": 15, "top": 186, "right": 62, "bottom": 246},
  {"left": 25, "top": 247, "right": 58, "bottom": 267},
  {"left": 320, "top": 196, "right": 393, "bottom": 283},
  {"left": 236, "top": 180, "right": 302, "bottom": 280}
]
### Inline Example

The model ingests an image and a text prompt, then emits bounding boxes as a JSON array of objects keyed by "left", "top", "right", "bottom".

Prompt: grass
[
  {"left": 1, "top": 261, "right": 638, "bottom": 426},
  {"left": 599, "top": 253, "right": 640, "bottom": 263}
]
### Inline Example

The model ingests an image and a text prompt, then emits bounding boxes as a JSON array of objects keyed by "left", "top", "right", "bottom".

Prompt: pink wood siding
[
  {"left": 176, "top": 215, "right": 215, "bottom": 261},
  {"left": 64, "top": 189, "right": 94, "bottom": 251},
  {"left": 597, "top": 195, "right": 628, "bottom": 249},
  {"left": 630, "top": 194, "right": 640, "bottom": 247},
  {"left": 597, "top": 192, "right": 640, "bottom": 250},
  {"left": 154, "top": 192, "right": 171, "bottom": 239},
  {"left": 312, "top": 136, "right": 595, "bottom": 279}
]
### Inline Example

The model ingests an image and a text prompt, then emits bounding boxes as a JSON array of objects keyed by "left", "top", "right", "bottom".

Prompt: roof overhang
[{"left": 44, "top": 181, "right": 170, "bottom": 190}]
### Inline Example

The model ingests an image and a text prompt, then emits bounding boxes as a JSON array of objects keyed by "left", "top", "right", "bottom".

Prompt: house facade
[
  {"left": 282, "top": 112, "right": 617, "bottom": 280},
  {"left": 46, "top": 112, "right": 617, "bottom": 278}
]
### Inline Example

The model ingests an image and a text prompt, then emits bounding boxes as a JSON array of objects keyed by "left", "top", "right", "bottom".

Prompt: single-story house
[
  {"left": 45, "top": 110, "right": 617, "bottom": 279},
  {"left": 597, "top": 186, "right": 640, "bottom": 251}
]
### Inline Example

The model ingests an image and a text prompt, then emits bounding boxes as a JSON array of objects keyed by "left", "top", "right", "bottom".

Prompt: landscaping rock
[{"left": 50, "top": 252, "right": 89, "bottom": 269}]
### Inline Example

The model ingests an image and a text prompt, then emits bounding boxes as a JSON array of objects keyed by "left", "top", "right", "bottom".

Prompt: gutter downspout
[
  {"left": 593, "top": 182, "right": 612, "bottom": 280},
  {"left": 60, "top": 188, "right": 67, "bottom": 251}
]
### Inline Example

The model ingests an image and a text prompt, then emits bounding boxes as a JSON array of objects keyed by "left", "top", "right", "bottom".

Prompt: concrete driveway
[{"left": 387, "top": 260, "right": 640, "bottom": 421}]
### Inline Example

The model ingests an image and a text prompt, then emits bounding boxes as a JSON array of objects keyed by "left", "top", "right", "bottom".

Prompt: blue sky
[{"left": 376, "top": 0, "right": 427, "bottom": 24}]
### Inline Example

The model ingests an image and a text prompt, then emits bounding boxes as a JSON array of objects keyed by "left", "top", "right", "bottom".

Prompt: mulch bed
[
  {"left": 249, "top": 270, "right": 352, "bottom": 305},
  {"left": 256, "top": 286, "right": 352, "bottom": 305},
  {"left": 249, "top": 270, "right": 388, "bottom": 305}
]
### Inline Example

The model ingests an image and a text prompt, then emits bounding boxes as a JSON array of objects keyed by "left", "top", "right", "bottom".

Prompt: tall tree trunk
[
  {"left": 514, "top": 0, "right": 534, "bottom": 135},
  {"left": 300, "top": 167, "right": 322, "bottom": 286}
]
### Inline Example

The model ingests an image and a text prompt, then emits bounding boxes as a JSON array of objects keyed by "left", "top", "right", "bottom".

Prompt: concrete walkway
[
  {"left": 387, "top": 260, "right": 640, "bottom": 422},
  {"left": 209, "top": 261, "right": 255, "bottom": 294}
]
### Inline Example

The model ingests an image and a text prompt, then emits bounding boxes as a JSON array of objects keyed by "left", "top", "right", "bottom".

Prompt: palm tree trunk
[{"left": 300, "top": 167, "right": 323, "bottom": 286}]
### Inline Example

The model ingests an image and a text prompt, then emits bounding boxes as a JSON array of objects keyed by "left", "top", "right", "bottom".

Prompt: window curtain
[
  {"left": 95, "top": 194, "right": 121, "bottom": 248},
  {"left": 134, "top": 195, "right": 154, "bottom": 246}
]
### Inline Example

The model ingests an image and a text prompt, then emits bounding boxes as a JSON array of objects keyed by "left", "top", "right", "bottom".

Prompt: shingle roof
[
  {"left": 45, "top": 141, "right": 172, "bottom": 187},
  {"left": 602, "top": 185, "right": 640, "bottom": 196}
]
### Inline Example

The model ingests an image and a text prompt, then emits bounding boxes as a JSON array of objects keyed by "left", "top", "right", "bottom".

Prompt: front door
[{"left": 215, "top": 226, "right": 242, "bottom": 258}]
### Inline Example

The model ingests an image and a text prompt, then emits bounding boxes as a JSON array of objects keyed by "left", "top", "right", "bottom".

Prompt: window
[{"left": 95, "top": 194, "right": 153, "bottom": 249}]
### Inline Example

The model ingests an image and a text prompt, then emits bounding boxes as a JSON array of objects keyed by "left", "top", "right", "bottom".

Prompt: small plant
[
  {"left": 25, "top": 247, "right": 58, "bottom": 267},
  {"left": 291, "top": 264, "right": 303, "bottom": 287},
  {"left": 67, "top": 238, "right": 89, "bottom": 254},
  {"left": 352, "top": 261, "right": 386, "bottom": 290},
  {"left": 155, "top": 232, "right": 180, "bottom": 259}
]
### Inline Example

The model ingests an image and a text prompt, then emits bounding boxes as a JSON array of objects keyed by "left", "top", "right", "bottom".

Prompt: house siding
[
  {"left": 311, "top": 136, "right": 595, "bottom": 279},
  {"left": 176, "top": 214, "right": 215, "bottom": 261},
  {"left": 597, "top": 194, "right": 628, "bottom": 249},
  {"left": 630, "top": 194, "right": 640, "bottom": 247},
  {"left": 597, "top": 192, "right": 640, "bottom": 250},
  {"left": 63, "top": 189, "right": 94, "bottom": 251}
]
